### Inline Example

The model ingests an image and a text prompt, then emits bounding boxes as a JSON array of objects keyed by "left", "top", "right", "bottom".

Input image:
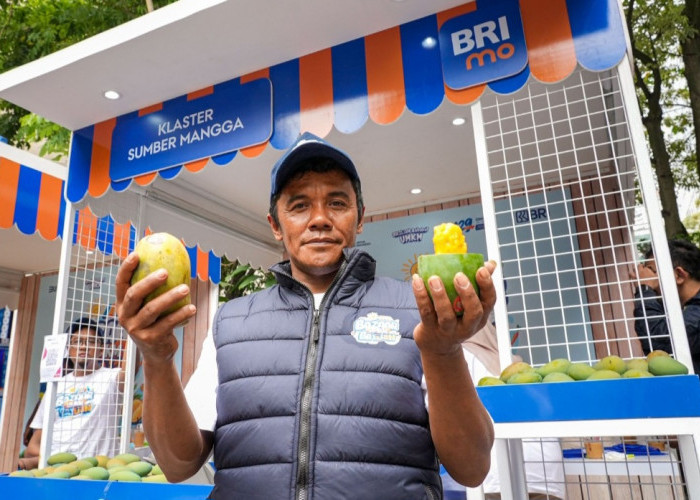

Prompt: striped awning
[
  {"left": 0, "top": 154, "right": 66, "bottom": 240},
  {"left": 0, "top": 153, "right": 222, "bottom": 283},
  {"left": 72, "top": 209, "right": 221, "bottom": 283},
  {"left": 66, "top": 0, "right": 627, "bottom": 203}
]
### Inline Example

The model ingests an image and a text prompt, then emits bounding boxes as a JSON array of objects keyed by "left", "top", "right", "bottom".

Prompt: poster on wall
[
  {"left": 358, "top": 190, "right": 593, "bottom": 363},
  {"left": 357, "top": 207, "right": 486, "bottom": 281},
  {"left": 39, "top": 334, "right": 69, "bottom": 382}
]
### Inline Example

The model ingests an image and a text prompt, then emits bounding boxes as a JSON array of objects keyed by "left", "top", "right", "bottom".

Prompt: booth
[
  {"left": 1, "top": 0, "right": 699, "bottom": 498},
  {"left": 0, "top": 141, "right": 66, "bottom": 469}
]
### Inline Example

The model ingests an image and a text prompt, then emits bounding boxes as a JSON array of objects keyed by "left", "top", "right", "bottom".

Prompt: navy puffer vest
[{"left": 211, "top": 247, "right": 441, "bottom": 499}]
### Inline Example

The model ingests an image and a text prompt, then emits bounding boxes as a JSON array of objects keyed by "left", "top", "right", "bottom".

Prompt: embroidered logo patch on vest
[{"left": 351, "top": 312, "right": 401, "bottom": 345}]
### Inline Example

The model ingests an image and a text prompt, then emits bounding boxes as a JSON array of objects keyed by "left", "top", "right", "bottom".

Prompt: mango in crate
[
  {"left": 566, "top": 362, "right": 596, "bottom": 380},
  {"left": 593, "top": 355, "right": 627, "bottom": 374},
  {"left": 417, "top": 223, "right": 484, "bottom": 315},
  {"left": 648, "top": 356, "right": 689, "bottom": 376}
]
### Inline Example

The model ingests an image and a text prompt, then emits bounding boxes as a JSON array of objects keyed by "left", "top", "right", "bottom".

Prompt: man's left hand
[{"left": 412, "top": 260, "right": 497, "bottom": 356}]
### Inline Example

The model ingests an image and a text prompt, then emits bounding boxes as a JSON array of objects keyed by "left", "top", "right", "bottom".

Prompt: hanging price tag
[{"left": 39, "top": 334, "right": 68, "bottom": 382}]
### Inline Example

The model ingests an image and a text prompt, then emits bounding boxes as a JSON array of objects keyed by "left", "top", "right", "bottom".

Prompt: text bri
[{"left": 450, "top": 16, "right": 515, "bottom": 70}]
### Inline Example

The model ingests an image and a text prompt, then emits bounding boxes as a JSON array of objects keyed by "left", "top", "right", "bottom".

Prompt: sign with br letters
[
  {"left": 110, "top": 78, "right": 272, "bottom": 181},
  {"left": 439, "top": 0, "right": 527, "bottom": 90}
]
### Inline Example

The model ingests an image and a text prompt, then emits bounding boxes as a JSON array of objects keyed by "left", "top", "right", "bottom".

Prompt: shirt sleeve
[{"left": 184, "top": 330, "right": 218, "bottom": 432}]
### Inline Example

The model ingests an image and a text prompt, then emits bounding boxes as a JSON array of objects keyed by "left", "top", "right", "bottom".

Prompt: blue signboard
[
  {"left": 439, "top": 0, "right": 528, "bottom": 90},
  {"left": 110, "top": 78, "right": 272, "bottom": 181}
]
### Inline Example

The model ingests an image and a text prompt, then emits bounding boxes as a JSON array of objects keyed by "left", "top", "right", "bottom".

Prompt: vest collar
[{"left": 270, "top": 247, "right": 376, "bottom": 296}]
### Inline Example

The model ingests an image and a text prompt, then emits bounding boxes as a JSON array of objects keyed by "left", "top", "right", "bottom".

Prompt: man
[
  {"left": 116, "top": 132, "right": 497, "bottom": 499},
  {"left": 632, "top": 239, "right": 700, "bottom": 374},
  {"left": 18, "top": 318, "right": 124, "bottom": 469}
]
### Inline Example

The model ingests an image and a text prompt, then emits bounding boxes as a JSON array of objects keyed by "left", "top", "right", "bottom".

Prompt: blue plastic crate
[
  {"left": 477, "top": 375, "right": 700, "bottom": 423},
  {"left": 0, "top": 476, "right": 213, "bottom": 500}
]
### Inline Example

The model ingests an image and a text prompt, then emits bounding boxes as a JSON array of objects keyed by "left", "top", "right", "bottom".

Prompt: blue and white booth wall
[{"left": 359, "top": 189, "right": 592, "bottom": 366}]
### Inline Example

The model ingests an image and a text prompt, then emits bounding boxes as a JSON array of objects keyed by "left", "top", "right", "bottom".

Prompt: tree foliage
[
  {"left": 218, "top": 258, "right": 277, "bottom": 303},
  {"left": 0, "top": 0, "right": 176, "bottom": 157},
  {"left": 624, "top": 0, "right": 700, "bottom": 240}
]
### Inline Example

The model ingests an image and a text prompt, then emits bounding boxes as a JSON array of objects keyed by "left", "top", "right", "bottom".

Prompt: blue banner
[
  {"left": 109, "top": 78, "right": 272, "bottom": 181},
  {"left": 439, "top": 0, "right": 527, "bottom": 90}
]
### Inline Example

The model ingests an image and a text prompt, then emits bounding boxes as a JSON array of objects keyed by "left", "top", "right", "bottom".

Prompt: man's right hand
[
  {"left": 116, "top": 252, "right": 197, "bottom": 366},
  {"left": 17, "top": 456, "right": 39, "bottom": 470}
]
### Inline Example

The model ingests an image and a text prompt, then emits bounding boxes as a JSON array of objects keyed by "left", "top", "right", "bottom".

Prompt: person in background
[
  {"left": 632, "top": 239, "right": 700, "bottom": 375},
  {"left": 116, "top": 132, "right": 498, "bottom": 499},
  {"left": 17, "top": 317, "right": 125, "bottom": 469},
  {"left": 461, "top": 323, "right": 566, "bottom": 500}
]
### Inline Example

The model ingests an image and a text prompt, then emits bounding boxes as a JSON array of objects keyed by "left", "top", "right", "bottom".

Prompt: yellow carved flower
[{"left": 433, "top": 222, "right": 467, "bottom": 254}]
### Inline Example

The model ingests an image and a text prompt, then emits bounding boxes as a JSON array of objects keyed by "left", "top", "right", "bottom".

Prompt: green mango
[
  {"left": 506, "top": 371, "right": 543, "bottom": 384},
  {"left": 109, "top": 470, "right": 142, "bottom": 482},
  {"left": 593, "top": 355, "right": 627, "bottom": 374},
  {"left": 625, "top": 358, "right": 649, "bottom": 372},
  {"left": 647, "top": 350, "right": 671, "bottom": 362},
  {"left": 567, "top": 363, "right": 596, "bottom": 380},
  {"left": 43, "top": 471, "right": 71, "bottom": 479},
  {"left": 586, "top": 369, "right": 622, "bottom": 380},
  {"left": 47, "top": 452, "right": 77, "bottom": 466},
  {"left": 536, "top": 358, "right": 571, "bottom": 377},
  {"left": 477, "top": 376, "right": 506, "bottom": 386},
  {"left": 499, "top": 361, "right": 535, "bottom": 382},
  {"left": 542, "top": 372, "right": 575, "bottom": 383},
  {"left": 622, "top": 369, "right": 654, "bottom": 378},
  {"left": 80, "top": 466, "right": 110, "bottom": 480},
  {"left": 150, "top": 464, "right": 164, "bottom": 476},
  {"left": 648, "top": 356, "right": 689, "bottom": 376},
  {"left": 54, "top": 463, "right": 80, "bottom": 477},
  {"left": 9, "top": 470, "right": 35, "bottom": 477},
  {"left": 112, "top": 453, "right": 141, "bottom": 465},
  {"left": 417, "top": 253, "right": 484, "bottom": 315},
  {"left": 142, "top": 474, "right": 169, "bottom": 483},
  {"left": 70, "top": 459, "right": 95, "bottom": 471},
  {"left": 127, "top": 461, "right": 153, "bottom": 477},
  {"left": 80, "top": 456, "right": 98, "bottom": 467}
]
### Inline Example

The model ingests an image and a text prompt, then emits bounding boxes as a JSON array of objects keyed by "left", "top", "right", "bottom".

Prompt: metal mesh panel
[
  {"left": 480, "top": 68, "right": 672, "bottom": 366},
  {"left": 475, "top": 67, "right": 691, "bottom": 499},
  {"left": 45, "top": 205, "right": 135, "bottom": 459}
]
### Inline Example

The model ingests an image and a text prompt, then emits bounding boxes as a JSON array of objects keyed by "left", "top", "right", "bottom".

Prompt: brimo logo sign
[
  {"left": 439, "top": 0, "right": 527, "bottom": 90},
  {"left": 451, "top": 17, "right": 514, "bottom": 70}
]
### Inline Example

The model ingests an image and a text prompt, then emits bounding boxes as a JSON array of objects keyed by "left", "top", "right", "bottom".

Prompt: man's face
[
  {"left": 643, "top": 257, "right": 657, "bottom": 274},
  {"left": 68, "top": 327, "right": 102, "bottom": 366},
  {"left": 268, "top": 169, "right": 363, "bottom": 288}
]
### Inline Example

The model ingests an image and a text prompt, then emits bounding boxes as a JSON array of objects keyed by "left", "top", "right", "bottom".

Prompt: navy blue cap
[{"left": 270, "top": 132, "right": 359, "bottom": 199}]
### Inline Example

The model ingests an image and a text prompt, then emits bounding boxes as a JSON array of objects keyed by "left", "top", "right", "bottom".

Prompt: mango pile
[
  {"left": 10, "top": 451, "right": 169, "bottom": 483},
  {"left": 478, "top": 350, "right": 689, "bottom": 386}
]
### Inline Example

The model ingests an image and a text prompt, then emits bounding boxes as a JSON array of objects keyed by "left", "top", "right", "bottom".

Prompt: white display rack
[{"left": 470, "top": 55, "right": 700, "bottom": 500}]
